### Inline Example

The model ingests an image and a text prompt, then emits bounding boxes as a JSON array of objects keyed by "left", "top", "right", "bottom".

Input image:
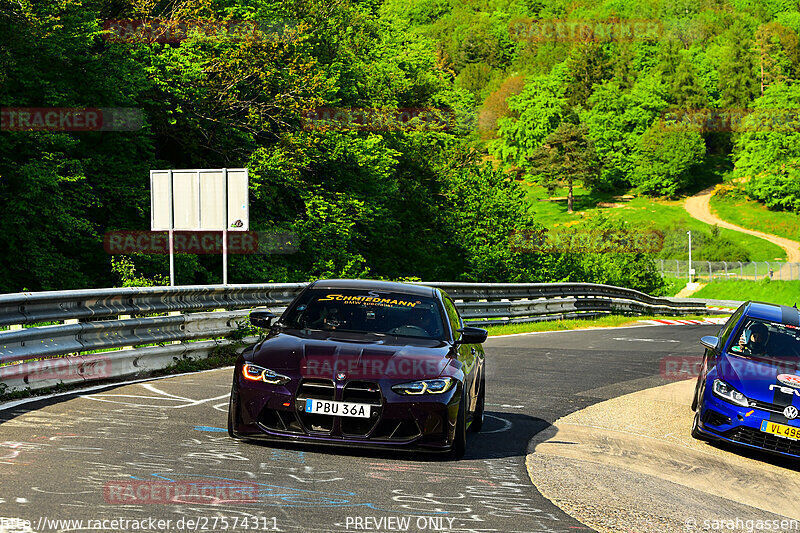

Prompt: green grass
[
  {"left": 483, "top": 314, "right": 719, "bottom": 336},
  {"left": 711, "top": 194, "right": 800, "bottom": 243},
  {"left": 521, "top": 182, "right": 787, "bottom": 261},
  {"left": 691, "top": 280, "right": 800, "bottom": 307}
]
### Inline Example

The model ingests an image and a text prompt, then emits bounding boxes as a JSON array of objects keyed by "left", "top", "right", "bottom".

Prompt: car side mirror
[
  {"left": 250, "top": 309, "right": 277, "bottom": 329},
  {"left": 456, "top": 327, "right": 488, "bottom": 344},
  {"left": 700, "top": 335, "right": 720, "bottom": 352}
]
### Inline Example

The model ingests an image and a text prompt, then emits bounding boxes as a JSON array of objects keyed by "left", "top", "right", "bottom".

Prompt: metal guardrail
[
  {"left": 660, "top": 260, "right": 800, "bottom": 281},
  {"left": 0, "top": 282, "right": 713, "bottom": 395}
]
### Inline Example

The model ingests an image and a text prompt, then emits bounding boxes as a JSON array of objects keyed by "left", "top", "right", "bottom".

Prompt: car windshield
[
  {"left": 281, "top": 289, "right": 446, "bottom": 339},
  {"left": 729, "top": 318, "right": 800, "bottom": 360}
]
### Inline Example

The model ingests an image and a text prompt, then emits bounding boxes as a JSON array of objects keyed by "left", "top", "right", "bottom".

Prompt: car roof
[
  {"left": 309, "top": 279, "right": 437, "bottom": 298},
  {"left": 743, "top": 301, "right": 800, "bottom": 326}
]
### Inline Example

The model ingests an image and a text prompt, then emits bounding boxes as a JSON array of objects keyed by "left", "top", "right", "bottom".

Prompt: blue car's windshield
[
  {"left": 282, "top": 289, "right": 446, "bottom": 339},
  {"left": 729, "top": 318, "right": 800, "bottom": 360}
]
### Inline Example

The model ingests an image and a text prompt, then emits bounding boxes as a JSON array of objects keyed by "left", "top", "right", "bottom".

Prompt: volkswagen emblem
[
  {"left": 336, "top": 372, "right": 346, "bottom": 381},
  {"left": 785, "top": 405, "right": 799, "bottom": 420}
]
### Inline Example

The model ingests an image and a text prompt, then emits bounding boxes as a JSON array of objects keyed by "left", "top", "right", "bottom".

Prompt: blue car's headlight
[
  {"left": 712, "top": 379, "right": 749, "bottom": 407},
  {"left": 242, "top": 363, "right": 290, "bottom": 385},
  {"left": 392, "top": 378, "right": 455, "bottom": 395}
]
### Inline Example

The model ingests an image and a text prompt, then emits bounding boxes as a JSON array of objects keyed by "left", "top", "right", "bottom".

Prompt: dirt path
[{"left": 684, "top": 187, "right": 800, "bottom": 277}]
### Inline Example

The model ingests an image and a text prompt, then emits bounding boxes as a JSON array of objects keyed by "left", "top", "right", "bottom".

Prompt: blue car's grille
[
  {"left": 748, "top": 399, "right": 788, "bottom": 415},
  {"left": 725, "top": 427, "right": 800, "bottom": 456}
]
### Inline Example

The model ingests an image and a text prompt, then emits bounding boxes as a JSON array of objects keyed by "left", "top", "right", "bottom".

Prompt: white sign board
[
  {"left": 150, "top": 168, "right": 249, "bottom": 231},
  {"left": 150, "top": 168, "right": 249, "bottom": 286}
]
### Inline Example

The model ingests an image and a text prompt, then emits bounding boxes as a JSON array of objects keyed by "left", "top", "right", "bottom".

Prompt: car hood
[
  {"left": 716, "top": 353, "right": 800, "bottom": 403},
  {"left": 250, "top": 329, "right": 453, "bottom": 381}
]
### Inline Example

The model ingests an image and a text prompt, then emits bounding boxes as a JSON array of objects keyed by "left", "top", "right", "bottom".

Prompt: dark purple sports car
[{"left": 227, "top": 279, "right": 487, "bottom": 458}]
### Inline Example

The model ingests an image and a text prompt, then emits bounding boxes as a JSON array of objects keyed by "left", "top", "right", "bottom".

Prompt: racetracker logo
[
  {"left": 0, "top": 355, "right": 111, "bottom": 383},
  {"left": 509, "top": 229, "right": 664, "bottom": 254},
  {"left": 508, "top": 18, "right": 663, "bottom": 42},
  {"left": 302, "top": 355, "right": 443, "bottom": 380},
  {"left": 1, "top": 107, "right": 143, "bottom": 132},
  {"left": 659, "top": 108, "right": 800, "bottom": 132},
  {"left": 104, "top": 480, "right": 259, "bottom": 504},
  {"left": 103, "top": 230, "right": 298, "bottom": 255},
  {"left": 301, "top": 108, "right": 456, "bottom": 131},
  {"left": 102, "top": 19, "right": 291, "bottom": 43}
]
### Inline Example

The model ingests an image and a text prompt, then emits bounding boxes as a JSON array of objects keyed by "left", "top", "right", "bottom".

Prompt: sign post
[{"left": 151, "top": 168, "right": 249, "bottom": 285}]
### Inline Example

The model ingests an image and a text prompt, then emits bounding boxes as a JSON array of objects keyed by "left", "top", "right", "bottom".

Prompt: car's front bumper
[
  {"left": 231, "top": 377, "right": 461, "bottom": 452},
  {"left": 696, "top": 393, "right": 800, "bottom": 459}
]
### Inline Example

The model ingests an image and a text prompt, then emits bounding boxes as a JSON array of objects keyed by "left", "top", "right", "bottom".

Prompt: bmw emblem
[
  {"left": 785, "top": 405, "right": 799, "bottom": 420},
  {"left": 336, "top": 373, "right": 346, "bottom": 381}
]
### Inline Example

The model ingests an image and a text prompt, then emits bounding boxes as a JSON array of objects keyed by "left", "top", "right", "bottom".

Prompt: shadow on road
[{"left": 238, "top": 411, "right": 554, "bottom": 462}]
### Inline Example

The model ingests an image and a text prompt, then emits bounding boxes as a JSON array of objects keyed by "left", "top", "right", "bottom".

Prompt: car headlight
[
  {"left": 242, "top": 363, "right": 290, "bottom": 385},
  {"left": 392, "top": 377, "right": 455, "bottom": 395},
  {"left": 712, "top": 379, "right": 749, "bottom": 407}
]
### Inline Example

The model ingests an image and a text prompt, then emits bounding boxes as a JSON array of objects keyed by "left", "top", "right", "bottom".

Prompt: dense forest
[{"left": 1, "top": 0, "right": 797, "bottom": 294}]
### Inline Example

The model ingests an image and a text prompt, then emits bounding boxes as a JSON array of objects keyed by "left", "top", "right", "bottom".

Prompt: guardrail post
[
  {"left": 724, "top": 262, "right": 728, "bottom": 278},
  {"left": 766, "top": 261, "right": 772, "bottom": 279},
  {"left": 754, "top": 261, "right": 757, "bottom": 280},
  {"left": 739, "top": 261, "right": 743, "bottom": 279},
  {"left": 707, "top": 261, "right": 712, "bottom": 281}
]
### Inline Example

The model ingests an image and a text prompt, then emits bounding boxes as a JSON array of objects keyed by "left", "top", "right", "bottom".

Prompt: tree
[
  {"left": 564, "top": 41, "right": 610, "bottom": 108},
  {"left": 755, "top": 22, "right": 800, "bottom": 94},
  {"left": 658, "top": 40, "right": 708, "bottom": 109},
  {"left": 490, "top": 72, "right": 567, "bottom": 171},
  {"left": 718, "top": 23, "right": 759, "bottom": 109},
  {"left": 631, "top": 123, "right": 706, "bottom": 196},
  {"left": 526, "top": 120, "right": 599, "bottom": 213}
]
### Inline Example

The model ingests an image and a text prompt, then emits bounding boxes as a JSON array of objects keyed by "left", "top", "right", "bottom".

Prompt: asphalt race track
[{"left": 0, "top": 324, "right": 731, "bottom": 533}]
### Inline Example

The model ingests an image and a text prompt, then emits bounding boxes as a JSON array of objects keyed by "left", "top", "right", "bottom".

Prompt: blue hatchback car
[{"left": 692, "top": 301, "right": 800, "bottom": 457}]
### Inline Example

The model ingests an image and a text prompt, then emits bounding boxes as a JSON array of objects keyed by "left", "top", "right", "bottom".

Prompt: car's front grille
[
  {"left": 748, "top": 399, "right": 789, "bottom": 415},
  {"left": 725, "top": 426, "right": 800, "bottom": 456},
  {"left": 298, "top": 379, "right": 335, "bottom": 400},
  {"left": 341, "top": 381, "right": 382, "bottom": 436},
  {"left": 297, "top": 379, "right": 335, "bottom": 433}
]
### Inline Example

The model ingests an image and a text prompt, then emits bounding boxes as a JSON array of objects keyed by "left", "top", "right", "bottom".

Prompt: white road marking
[
  {"left": 612, "top": 337, "right": 680, "bottom": 343},
  {"left": 82, "top": 384, "right": 229, "bottom": 409},
  {"left": 482, "top": 414, "right": 513, "bottom": 434}
]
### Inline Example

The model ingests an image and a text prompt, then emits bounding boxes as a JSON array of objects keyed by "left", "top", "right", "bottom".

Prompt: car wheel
[
  {"left": 447, "top": 389, "right": 467, "bottom": 460},
  {"left": 470, "top": 375, "right": 485, "bottom": 433},
  {"left": 691, "top": 406, "right": 709, "bottom": 441},
  {"left": 227, "top": 387, "right": 239, "bottom": 439},
  {"left": 691, "top": 376, "right": 701, "bottom": 411}
]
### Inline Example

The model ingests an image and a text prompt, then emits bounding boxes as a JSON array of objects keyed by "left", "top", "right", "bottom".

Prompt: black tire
[
  {"left": 227, "top": 387, "right": 239, "bottom": 439},
  {"left": 691, "top": 407, "right": 709, "bottom": 441},
  {"left": 470, "top": 375, "right": 485, "bottom": 433},
  {"left": 691, "top": 377, "right": 701, "bottom": 411},
  {"left": 447, "top": 389, "right": 467, "bottom": 460}
]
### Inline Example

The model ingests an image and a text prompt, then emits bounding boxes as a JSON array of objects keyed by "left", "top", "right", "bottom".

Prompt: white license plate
[{"left": 304, "top": 399, "right": 371, "bottom": 418}]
